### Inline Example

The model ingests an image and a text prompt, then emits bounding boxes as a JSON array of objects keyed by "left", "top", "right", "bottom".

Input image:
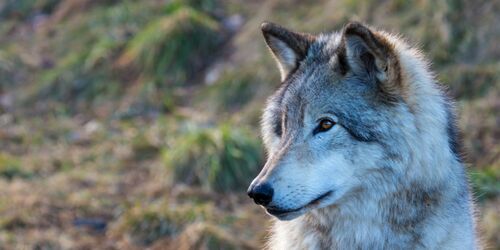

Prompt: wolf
[{"left": 247, "top": 21, "right": 479, "bottom": 249}]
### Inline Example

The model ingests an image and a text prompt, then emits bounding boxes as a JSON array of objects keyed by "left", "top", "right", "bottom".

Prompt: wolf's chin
[
  {"left": 266, "top": 190, "right": 335, "bottom": 221},
  {"left": 270, "top": 209, "right": 306, "bottom": 221}
]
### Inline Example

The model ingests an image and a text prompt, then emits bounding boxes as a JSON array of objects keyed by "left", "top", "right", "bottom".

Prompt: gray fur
[{"left": 249, "top": 21, "right": 479, "bottom": 249}]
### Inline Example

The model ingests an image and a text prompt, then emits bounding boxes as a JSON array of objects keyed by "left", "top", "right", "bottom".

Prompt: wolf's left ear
[
  {"left": 342, "top": 22, "right": 402, "bottom": 100},
  {"left": 261, "top": 22, "right": 315, "bottom": 81}
]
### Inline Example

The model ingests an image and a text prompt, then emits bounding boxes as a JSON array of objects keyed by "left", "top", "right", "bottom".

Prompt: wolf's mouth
[{"left": 265, "top": 190, "right": 333, "bottom": 218}]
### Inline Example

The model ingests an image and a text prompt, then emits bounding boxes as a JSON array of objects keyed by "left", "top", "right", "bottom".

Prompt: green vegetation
[
  {"left": 0, "top": 0, "right": 498, "bottom": 249},
  {"left": 198, "top": 71, "right": 259, "bottom": 113},
  {"left": 119, "top": 5, "right": 222, "bottom": 84},
  {"left": 117, "top": 202, "right": 213, "bottom": 245},
  {"left": 163, "top": 124, "right": 262, "bottom": 192},
  {"left": 0, "top": 153, "right": 32, "bottom": 180},
  {"left": 471, "top": 166, "right": 500, "bottom": 202},
  {"left": 3, "top": 0, "right": 226, "bottom": 112},
  {"left": 0, "top": 0, "right": 60, "bottom": 20}
]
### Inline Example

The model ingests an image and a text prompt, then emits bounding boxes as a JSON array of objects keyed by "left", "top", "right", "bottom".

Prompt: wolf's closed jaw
[
  {"left": 265, "top": 190, "right": 334, "bottom": 220},
  {"left": 250, "top": 21, "right": 477, "bottom": 249}
]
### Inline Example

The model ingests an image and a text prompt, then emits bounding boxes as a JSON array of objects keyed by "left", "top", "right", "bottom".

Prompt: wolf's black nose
[{"left": 247, "top": 183, "right": 274, "bottom": 206}]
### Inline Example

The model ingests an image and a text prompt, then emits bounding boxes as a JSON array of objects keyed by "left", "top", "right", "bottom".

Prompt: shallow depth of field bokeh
[{"left": 0, "top": 0, "right": 498, "bottom": 249}]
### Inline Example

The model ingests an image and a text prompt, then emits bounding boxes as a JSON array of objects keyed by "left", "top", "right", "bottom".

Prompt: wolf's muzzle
[{"left": 247, "top": 182, "right": 274, "bottom": 206}]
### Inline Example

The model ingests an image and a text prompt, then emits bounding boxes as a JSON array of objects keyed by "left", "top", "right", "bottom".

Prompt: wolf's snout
[{"left": 247, "top": 182, "right": 274, "bottom": 206}]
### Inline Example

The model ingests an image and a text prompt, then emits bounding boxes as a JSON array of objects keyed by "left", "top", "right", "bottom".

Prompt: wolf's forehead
[
  {"left": 309, "top": 32, "right": 343, "bottom": 62},
  {"left": 274, "top": 33, "right": 347, "bottom": 120},
  {"left": 280, "top": 34, "right": 343, "bottom": 100},
  {"left": 279, "top": 74, "right": 334, "bottom": 117},
  {"left": 320, "top": 32, "right": 342, "bottom": 50}
]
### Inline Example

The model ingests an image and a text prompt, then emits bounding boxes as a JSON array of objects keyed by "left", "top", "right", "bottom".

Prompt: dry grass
[{"left": 0, "top": 0, "right": 498, "bottom": 249}]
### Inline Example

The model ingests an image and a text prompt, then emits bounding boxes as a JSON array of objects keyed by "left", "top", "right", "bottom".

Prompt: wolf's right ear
[
  {"left": 261, "top": 22, "right": 315, "bottom": 81},
  {"left": 341, "top": 22, "right": 403, "bottom": 101}
]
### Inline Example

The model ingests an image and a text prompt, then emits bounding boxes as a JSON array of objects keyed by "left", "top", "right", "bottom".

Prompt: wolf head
[{"left": 248, "top": 22, "right": 456, "bottom": 221}]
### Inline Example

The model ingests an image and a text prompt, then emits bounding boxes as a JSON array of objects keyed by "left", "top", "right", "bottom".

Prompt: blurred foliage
[
  {"left": 440, "top": 63, "right": 500, "bottom": 100},
  {"left": 163, "top": 124, "right": 262, "bottom": 192},
  {"left": 0, "top": 153, "right": 32, "bottom": 180},
  {"left": 0, "top": 0, "right": 498, "bottom": 249},
  {"left": 1, "top": 0, "right": 226, "bottom": 112},
  {"left": 174, "top": 223, "right": 256, "bottom": 250},
  {"left": 0, "top": 0, "right": 60, "bottom": 20},
  {"left": 197, "top": 70, "right": 259, "bottom": 114},
  {"left": 117, "top": 202, "right": 214, "bottom": 245},
  {"left": 119, "top": 5, "right": 222, "bottom": 84},
  {"left": 471, "top": 166, "right": 500, "bottom": 202}
]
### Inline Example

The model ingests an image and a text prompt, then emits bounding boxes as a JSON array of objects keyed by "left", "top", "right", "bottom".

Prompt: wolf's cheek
[{"left": 312, "top": 153, "right": 357, "bottom": 191}]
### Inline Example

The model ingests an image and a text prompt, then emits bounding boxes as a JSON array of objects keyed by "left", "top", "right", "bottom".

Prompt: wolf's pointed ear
[
  {"left": 342, "top": 22, "right": 402, "bottom": 100},
  {"left": 261, "top": 22, "right": 315, "bottom": 81}
]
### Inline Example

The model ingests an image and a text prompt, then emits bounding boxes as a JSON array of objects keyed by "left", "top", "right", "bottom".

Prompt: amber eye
[{"left": 318, "top": 119, "right": 335, "bottom": 132}]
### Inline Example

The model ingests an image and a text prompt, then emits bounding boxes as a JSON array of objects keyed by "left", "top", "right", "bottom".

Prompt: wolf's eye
[{"left": 314, "top": 119, "right": 336, "bottom": 134}]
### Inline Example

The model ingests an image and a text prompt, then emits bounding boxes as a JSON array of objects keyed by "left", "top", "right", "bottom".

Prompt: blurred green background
[{"left": 0, "top": 0, "right": 498, "bottom": 249}]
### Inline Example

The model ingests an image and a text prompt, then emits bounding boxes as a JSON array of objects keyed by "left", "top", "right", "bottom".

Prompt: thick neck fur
[{"left": 267, "top": 38, "right": 478, "bottom": 250}]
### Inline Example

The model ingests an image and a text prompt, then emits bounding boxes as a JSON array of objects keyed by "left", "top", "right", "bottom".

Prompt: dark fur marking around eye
[
  {"left": 334, "top": 113, "right": 378, "bottom": 143},
  {"left": 343, "top": 126, "right": 374, "bottom": 142},
  {"left": 274, "top": 116, "right": 282, "bottom": 137},
  {"left": 274, "top": 69, "right": 303, "bottom": 137},
  {"left": 272, "top": 80, "right": 291, "bottom": 138}
]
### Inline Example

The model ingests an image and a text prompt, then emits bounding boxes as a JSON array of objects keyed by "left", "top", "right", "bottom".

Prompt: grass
[
  {"left": 197, "top": 70, "right": 259, "bottom": 114},
  {"left": 116, "top": 202, "right": 213, "bottom": 245},
  {"left": 173, "top": 222, "right": 256, "bottom": 250},
  {"left": 10, "top": 0, "right": 226, "bottom": 113},
  {"left": 0, "top": 0, "right": 498, "bottom": 248},
  {"left": 162, "top": 124, "right": 262, "bottom": 192},
  {"left": 440, "top": 63, "right": 500, "bottom": 99},
  {"left": 0, "top": 0, "right": 60, "bottom": 21},
  {"left": 118, "top": 5, "right": 222, "bottom": 84},
  {"left": 0, "top": 153, "right": 32, "bottom": 180},
  {"left": 471, "top": 166, "right": 500, "bottom": 202}
]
